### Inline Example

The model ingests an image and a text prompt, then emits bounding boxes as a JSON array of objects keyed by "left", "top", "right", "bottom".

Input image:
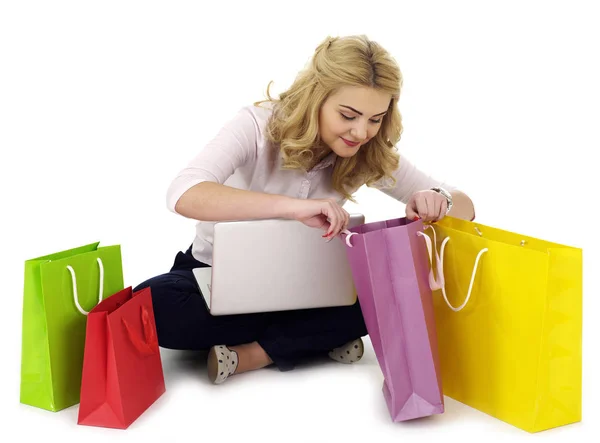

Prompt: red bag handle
[{"left": 121, "top": 305, "right": 158, "bottom": 356}]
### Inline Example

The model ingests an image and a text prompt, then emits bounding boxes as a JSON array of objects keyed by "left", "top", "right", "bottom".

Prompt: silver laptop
[{"left": 192, "top": 213, "right": 365, "bottom": 315}]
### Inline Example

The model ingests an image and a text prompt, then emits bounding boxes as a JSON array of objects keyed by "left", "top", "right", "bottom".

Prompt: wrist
[
  {"left": 275, "top": 196, "right": 302, "bottom": 220},
  {"left": 430, "top": 186, "right": 453, "bottom": 213}
]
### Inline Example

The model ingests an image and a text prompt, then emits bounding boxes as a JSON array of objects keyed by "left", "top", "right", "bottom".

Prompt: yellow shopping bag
[{"left": 425, "top": 216, "right": 582, "bottom": 433}]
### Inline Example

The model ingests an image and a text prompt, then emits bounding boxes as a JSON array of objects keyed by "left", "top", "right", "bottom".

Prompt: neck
[{"left": 309, "top": 147, "right": 333, "bottom": 170}]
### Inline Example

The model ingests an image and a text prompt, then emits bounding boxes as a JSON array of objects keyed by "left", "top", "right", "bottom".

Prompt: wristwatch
[{"left": 430, "top": 187, "right": 453, "bottom": 213}]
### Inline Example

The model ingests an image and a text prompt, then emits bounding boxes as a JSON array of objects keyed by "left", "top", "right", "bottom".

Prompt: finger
[
  {"left": 333, "top": 204, "right": 345, "bottom": 238},
  {"left": 426, "top": 195, "right": 439, "bottom": 222},
  {"left": 341, "top": 209, "right": 350, "bottom": 232},
  {"left": 425, "top": 196, "right": 436, "bottom": 221},
  {"left": 436, "top": 199, "right": 447, "bottom": 221},
  {"left": 416, "top": 195, "right": 429, "bottom": 221},
  {"left": 405, "top": 202, "right": 419, "bottom": 220},
  {"left": 333, "top": 204, "right": 345, "bottom": 236},
  {"left": 319, "top": 218, "right": 332, "bottom": 236},
  {"left": 313, "top": 213, "right": 329, "bottom": 230},
  {"left": 340, "top": 208, "right": 350, "bottom": 234},
  {"left": 429, "top": 196, "right": 440, "bottom": 222},
  {"left": 325, "top": 204, "right": 339, "bottom": 238},
  {"left": 320, "top": 204, "right": 333, "bottom": 235},
  {"left": 425, "top": 195, "right": 439, "bottom": 222}
]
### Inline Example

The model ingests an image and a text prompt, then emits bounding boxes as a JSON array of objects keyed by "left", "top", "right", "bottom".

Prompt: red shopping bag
[{"left": 78, "top": 286, "right": 166, "bottom": 429}]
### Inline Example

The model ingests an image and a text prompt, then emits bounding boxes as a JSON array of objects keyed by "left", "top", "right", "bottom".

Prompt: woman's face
[{"left": 318, "top": 85, "right": 391, "bottom": 158}]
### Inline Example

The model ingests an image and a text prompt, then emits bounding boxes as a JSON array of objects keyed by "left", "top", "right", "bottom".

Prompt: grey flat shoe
[
  {"left": 328, "top": 338, "right": 364, "bottom": 364},
  {"left": 207, "top": 345, "right": 239, "bottom": 384}
]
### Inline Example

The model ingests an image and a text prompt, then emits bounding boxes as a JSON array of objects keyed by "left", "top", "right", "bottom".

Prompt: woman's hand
[
  {"left": 405, "top": 190, "right": 449, "bottom": 222},
  {"left": 289, "top": 198, "right": 350, "bottom": 240}
]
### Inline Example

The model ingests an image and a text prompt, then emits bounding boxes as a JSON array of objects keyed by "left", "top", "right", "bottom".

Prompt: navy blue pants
[{"left": 133, "top": 246, "right": 368, "bottom": 371}]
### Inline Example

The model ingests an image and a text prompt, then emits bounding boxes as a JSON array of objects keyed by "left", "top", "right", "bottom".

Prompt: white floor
[
  {"left": 4, "top": 1, "right": 599, "bottom": 441},
  {"left": 5, "top": 336, "right": 595, "bottom": 443}
]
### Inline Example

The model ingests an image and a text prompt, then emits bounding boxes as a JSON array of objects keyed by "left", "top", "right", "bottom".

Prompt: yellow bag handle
[{"left": 429, "top": 225, "right": 488, "bottom": 312}]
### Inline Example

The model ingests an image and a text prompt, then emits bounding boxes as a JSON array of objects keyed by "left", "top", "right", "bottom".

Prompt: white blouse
[{"left": 167, "top": 104, "right": 455, "bottom": 265}]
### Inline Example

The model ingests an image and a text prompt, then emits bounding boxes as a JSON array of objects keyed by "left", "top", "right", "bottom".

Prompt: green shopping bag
[{"left": 20, "top": 242, "right": 124, "bottom": 412}]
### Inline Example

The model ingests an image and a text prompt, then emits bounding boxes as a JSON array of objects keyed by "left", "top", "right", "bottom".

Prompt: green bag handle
[{"left": 65, "top": 257, "right": 105, "bottom": 315}]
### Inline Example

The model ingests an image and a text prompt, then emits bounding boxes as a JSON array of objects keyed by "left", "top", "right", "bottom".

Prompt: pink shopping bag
[{"left": 342, "top": 217, "right": 444, "bottom": 421}]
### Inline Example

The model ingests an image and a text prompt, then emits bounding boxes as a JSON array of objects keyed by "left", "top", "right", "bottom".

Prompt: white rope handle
[
  {"left": 66, "top": 257, "right": 105, "bottom": 315},
  {"left": 432, "top": 227, "right": 488, "bottom": 312}
]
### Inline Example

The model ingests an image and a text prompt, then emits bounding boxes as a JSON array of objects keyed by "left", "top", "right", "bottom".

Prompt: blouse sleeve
[
  {"left": 373, "top": 154, "right": 458, "bottom": 204},
  {"left": 166, "top": 107, "right": 260, "bottom": 213}
]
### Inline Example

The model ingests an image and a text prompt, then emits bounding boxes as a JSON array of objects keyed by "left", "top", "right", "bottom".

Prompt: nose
[{"left": 350, "top": 121, "right": 368, "bottom": 141}]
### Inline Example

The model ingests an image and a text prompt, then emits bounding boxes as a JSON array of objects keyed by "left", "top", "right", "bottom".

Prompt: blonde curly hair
[{"left": 255, "top": 34, "right": 403, "bottom": 202}]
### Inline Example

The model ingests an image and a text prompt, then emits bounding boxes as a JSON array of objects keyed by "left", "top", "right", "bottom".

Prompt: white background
[{"left": 1, "top": 0, "right": 598, "bottom": 441}]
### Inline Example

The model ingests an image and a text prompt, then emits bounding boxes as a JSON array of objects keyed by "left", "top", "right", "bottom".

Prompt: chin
[
  {"left": 333, "top": 144, "right": 361, "bottom": 158},
  {"left": 324, "top": 137, "right": 363, "bottom": 157},
  {"left": 334, "top": 150, "right": 358, "bottom": 158}
]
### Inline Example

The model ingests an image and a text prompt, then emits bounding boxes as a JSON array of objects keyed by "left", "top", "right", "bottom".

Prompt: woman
[{"left": 134, "top": 34, "right": 475, "bottom": 384}]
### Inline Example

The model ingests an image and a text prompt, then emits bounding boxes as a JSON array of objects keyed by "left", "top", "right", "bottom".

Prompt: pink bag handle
[
  {"left": 342, "top": 229, "right": 356, "bottom": 247},
  {"left": 417, "top": 227, "right": 445, "bottom": 291},
  {"left": 121, "top": 305, "right": 158, "bottom": 356},
  {"left": 342, "top": 228, "right": 444, "bottom": 291}
]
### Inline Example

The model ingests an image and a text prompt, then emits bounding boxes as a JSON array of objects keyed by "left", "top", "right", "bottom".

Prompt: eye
[{"left": 341, "top": 113, "right": 382, "bottom": 124}]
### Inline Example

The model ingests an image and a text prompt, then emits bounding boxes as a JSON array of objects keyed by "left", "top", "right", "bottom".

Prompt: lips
[{"left": 341, "top": 137, "right": 360, "bottom": 147}]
